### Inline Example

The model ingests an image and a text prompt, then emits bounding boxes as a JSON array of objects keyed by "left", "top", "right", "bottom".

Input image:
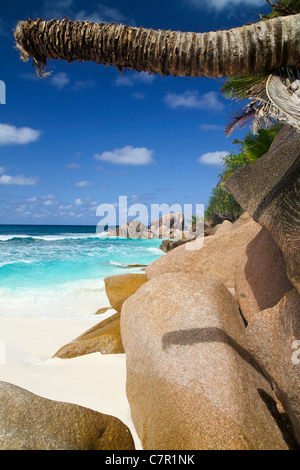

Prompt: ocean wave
[
  {"left": 109, "top": 260, "right": 129, "bottom": 267},
  {"left": 146, "top": 246, "right": 162, "bottom": 254},
  {"left": 0, "top": 259, "right": 36, "bottom": 269},
  {"left": 0, "top": 233, "right": 105, "bottom": 242}
]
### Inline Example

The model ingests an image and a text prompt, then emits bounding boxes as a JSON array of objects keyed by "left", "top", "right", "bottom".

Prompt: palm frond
[
  {"left": 225, "top": 106, "right": 256, "bottom": 136},
  {"left": 221, "top": 75, "right": 267, "bottom": 100},
  {"left": 265, "top": 0, "right": 300, "bottom": 17},
  {"left": 224, "top": 67, "right": 300, "bottom": 135},
  {"left": 265, "top": 73, "right": 300, "bottom": 129}
]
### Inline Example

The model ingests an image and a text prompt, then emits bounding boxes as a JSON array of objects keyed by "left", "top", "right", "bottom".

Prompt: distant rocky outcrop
[
  {"left": 106, "top": 220, "right": 146, "bottom": 238},
  {"left": 148, "top": 212, "right": 184, "bottom": 239},
  {"left": 0, "top": 381, "right": 135, "bottom": 450},
  {"left": 121, "top": 273, "right": 291, "bottom": 450},
  {"left": 105, "top": 212, "right": 187, "bottom": 240}
]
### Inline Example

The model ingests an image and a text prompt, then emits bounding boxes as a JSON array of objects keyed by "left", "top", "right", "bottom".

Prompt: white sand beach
[{"left": 0, "top": 313, "right": 142, "bottom": 449}]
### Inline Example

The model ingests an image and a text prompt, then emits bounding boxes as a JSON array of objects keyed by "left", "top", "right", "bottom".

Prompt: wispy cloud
[
  {"left": 198, "top": 151, "right": 228, "bottom": 166},
  {"left": 95, "top": 146, "right": 155, "bottom": 166},
  {"left": 75, "top": 180, "right": 91, "bottom": 187},
  {"left": 199, "top": 124, "right": 225, "bottom": 131},
  {"left": 114, "top": 71, "right": 156, "bottom": 87},
  {"left": 0, "top": 123, "right": 41, "bottom": 146},
  {"left": 50, "top": 72, "right": 70, "bottom": 90},
  {"left": 75, "top": 198, "right": 84, "bottom": 206},
  {"left": 75, "top": 4, "right": 135, "bottom": 25},
  {"left": 43, "top": 0, "right": 135, "bottom": 25},
  {"left": 26, "top": 196, "right": 38, "bottom": 202},
  {"left": 164, "top": 91, "right": 224, "bottom": 111},
  {"left": 0, "top": 174, "right": 38, "bottom": 185},
  {"left": 65, "top": 163, "right": 81, "bottom": 169},
  {"left": 42, "top": 0, "right": 74, "bottom": 19},
  {"left": 73, "top": 79, "right": 96, "bottom": 90},
  {"left": 131, "top": 92, "right": 146, "bottom": 100},
  {"left": 187, "top": 0, "right": 265, "bottom": 11}
]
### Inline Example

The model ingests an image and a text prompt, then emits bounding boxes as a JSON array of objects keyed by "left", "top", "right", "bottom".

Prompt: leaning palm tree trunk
[{"left": 14, "top": 14, "right": 300, "bottom": 78}]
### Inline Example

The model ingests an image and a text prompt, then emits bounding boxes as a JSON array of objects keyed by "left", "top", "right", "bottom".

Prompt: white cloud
[
  {"left": 0, "top": 24, "right": 8, "bottom": 37},
  {"left": 43, "top": 200, "right": 54, "bottom": 206},
  {"left": 26, "top": 196, "right": 38, "bottom": 202},
  {"left": 74, "top": 198, "right": 84, "bottom": 206},
  {"left": 73, "top": 79, "right": 96, "bottom": 90},
  {"left": 199, "top": 124, "right": 224, "bottom": 131},
  {"left": 65, "top": 163, "right": 81, "bottom": 169},
  {"left": 164, "top": 91, "right": 224, "bottom": 111},
  {"left": 95, "top": 146, "right": 155, "bottom": 166},
  {"left": 50, "top": 72, "right": 70, "bottom": 90},
  {"left": 75, "top": 4, "right": 135, "bottom": 25},
  {"left": 0, "top": 123, "right": 41, "bottom": 146},
  {"left": 187, "top": 0, "right": 265, "bottom": 10},
  {"left": 0, "top": 166, "right": 5, "bottom": 174},
  {"left": 43, "top": 0, "right": 74, "bottom": 19},
  {"left": 198, "top": 151, "right": 228, "bottom": 166},
  {"left": 0, "top": 174, "right": 38, "bottom": 185},
  {"left": 76, "top": 180, "right": 91, "bottom": 187},
  {"left": 114, "top": 71, "right": 156, "bottom": 87},
  {"left": 132, "top": 92, "right": 146, "bottom": 100}
]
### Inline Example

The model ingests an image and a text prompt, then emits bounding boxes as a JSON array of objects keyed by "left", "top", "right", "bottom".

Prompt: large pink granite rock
[
  {"left": 146, "top": 220, "right": 261, "bottom": 289},
  {"left": 235, "top": 227, "right": 293, "bottom": 323},
  {"left": 225, "top": 126, "right": 300, "bottom": 293},
  {"left": 121, "top": 273, "right": 291, "bottom": 450},
  {"left": 246, "top": 289, "right": 300, "bottom": 445},
  {"left": 0, "top": 381, "right": 135, "bottom": 450}
]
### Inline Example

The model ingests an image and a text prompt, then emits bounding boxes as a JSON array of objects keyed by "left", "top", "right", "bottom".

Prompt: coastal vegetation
[{"left": 204, "top": 124, "right": 283, "bottom": 223}]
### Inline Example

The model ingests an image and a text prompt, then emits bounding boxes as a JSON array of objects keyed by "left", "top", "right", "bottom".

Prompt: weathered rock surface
[
  {"left": 0, "top": 381, "right": 135, "bottom": 450},
  {"left": 235, "top": 227, "right": 293, "bottom": 323},
  {"left": 53, "top": 313, "right": 124, "bottom": 358},
  {"left": 104, "top": 273, "right": 148, "bottom": 312},
  {"left": 121, "top": 273, "right": 291, "bottom": 450},
  {"left": 246, "top": 289, "right": 300, "bottom": 445},
  {"left": 231, "top": 212, "right": 252, "bottom": 230},
  {"left": 95, "top": 306, "right": 112, "bottom": 315},
  {"left": 159, "top": 238, "right": 193, "bottom": 253},
  {"left": 225, "top": 126, "right": 300, "bottom": 293},
  {"left": 149, "top": 212, "right": 184, "bottom": 235},
  {"left": 146, "top": 220, "right": 261, "bottom": 289},
  {"left": 211, "top": 219, "right": 233, "bottom": 236},
  {"left": 106, "top": 219, "right": 146, "bottom": 238}
]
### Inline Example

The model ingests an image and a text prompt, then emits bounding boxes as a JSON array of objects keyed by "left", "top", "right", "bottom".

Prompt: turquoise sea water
[{"left": 0, "top": 225, "right": 163, "bottom": 319}]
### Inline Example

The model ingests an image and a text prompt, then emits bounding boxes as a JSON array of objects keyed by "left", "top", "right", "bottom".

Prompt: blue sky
[{"left": 0, "top": 0, "right": 271, "bottom": 225}]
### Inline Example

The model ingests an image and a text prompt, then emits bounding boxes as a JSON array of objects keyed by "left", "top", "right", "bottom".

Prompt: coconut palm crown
[{"left": 222, "top": 0, "right": 300, "bottom": 135}]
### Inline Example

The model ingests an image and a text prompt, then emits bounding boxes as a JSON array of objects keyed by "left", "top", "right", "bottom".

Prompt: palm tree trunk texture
[{"left": 14, "top": 15, "right": 300, "bottom": 78}]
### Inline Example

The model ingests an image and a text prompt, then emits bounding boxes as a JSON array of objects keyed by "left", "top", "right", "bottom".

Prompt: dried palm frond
[{"left": 224, "top": 67, "right": 300, "bottom": 135}]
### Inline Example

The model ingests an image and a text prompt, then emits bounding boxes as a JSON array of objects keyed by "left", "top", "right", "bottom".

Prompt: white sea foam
[
  {"left": 0, "top": 233, "right": 105, "bottom": 242},
  {"left": 0, "top": 259, "right": 36, "bottom": 268},
  {"left": 109, "top": 260, "right": 128, "bottom": 267},
  {"left": 0, "top": 277, "right": 109, "bottom": 320}
]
